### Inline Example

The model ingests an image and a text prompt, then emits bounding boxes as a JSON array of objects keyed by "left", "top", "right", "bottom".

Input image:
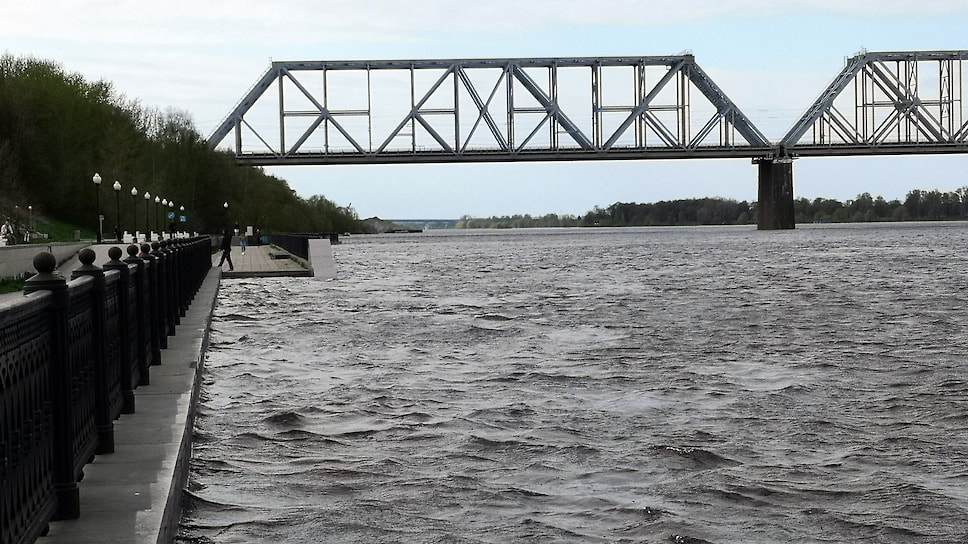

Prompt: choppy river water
[{"left": 178, "top": 224, "right": 968, "bottom": 543}]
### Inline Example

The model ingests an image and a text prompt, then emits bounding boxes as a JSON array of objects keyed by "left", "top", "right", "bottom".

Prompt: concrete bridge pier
[{"left": 756, "top": 157, "right": 796, "bottom": 230}]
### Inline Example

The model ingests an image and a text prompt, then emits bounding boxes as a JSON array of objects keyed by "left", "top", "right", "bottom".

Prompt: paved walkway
[
  {"left": 212, "top": 244, "right": 311, "bottom": 278},
  {"left": 43, "top": 267, "right": 221, "bottom": 544}
]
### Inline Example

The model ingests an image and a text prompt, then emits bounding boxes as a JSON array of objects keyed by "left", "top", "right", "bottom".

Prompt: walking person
[{"left": 217, "top": 228, "right": 234, "bottom": 271}]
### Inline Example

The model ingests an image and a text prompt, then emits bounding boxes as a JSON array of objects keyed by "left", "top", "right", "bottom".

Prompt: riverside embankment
[{"left": 2, "top": 238, "right": 328, "bottom": 544}]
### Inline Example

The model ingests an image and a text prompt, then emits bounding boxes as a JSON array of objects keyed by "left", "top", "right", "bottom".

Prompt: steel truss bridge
[{"left": 208, "top": 50, "right": 968, "bottom": 229}]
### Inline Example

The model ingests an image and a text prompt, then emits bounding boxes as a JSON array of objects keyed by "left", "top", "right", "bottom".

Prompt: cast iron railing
[{"left": 0, "top": 236, "right": 211, "bottom": 544}]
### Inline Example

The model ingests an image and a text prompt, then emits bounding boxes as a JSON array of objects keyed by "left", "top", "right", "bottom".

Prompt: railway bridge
[{"left": 208, "top": 50, "right": 968, "bottom": 229}]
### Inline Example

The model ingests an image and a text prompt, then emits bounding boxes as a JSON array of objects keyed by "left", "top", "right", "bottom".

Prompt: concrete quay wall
[{"left": 0, "top": 242, "right": 89, "bottom": 279}]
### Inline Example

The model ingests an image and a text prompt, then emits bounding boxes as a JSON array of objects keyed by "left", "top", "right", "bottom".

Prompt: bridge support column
[{"left": 755, "top": 157, "right": 795, "bottom": 230}]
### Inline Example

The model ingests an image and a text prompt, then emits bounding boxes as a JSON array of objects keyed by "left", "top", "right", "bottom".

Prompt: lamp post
[
  {"left": 27, "top": 206, "right": 31, "bottom": 242},
  {"left": 144, "top": 192, "right": 151, "bottom": 235},
  {"left": 154, "top": 196, "right": 161, "bottom": 235},
  {"left": 131, "top": 187, "right": 138, "bottom": 239},
  {"left": 168, "top": 200, "right": 174, "bottom": 238},
  {"left": 161, "top": 199, "right": 168, "bottom": 238},
  {"left": 113, "top": 180, "right": 122, "bottom": 242},
  {"left": 179, "top": 205, "right": 186, "bottom": 233},
  {"left": 93, "top": 173, "right": 102, "bottom": 243}
]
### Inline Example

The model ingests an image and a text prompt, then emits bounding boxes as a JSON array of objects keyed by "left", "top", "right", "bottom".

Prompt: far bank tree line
[{"left": 456, "top": 189, "right": 968, "bottom": 229}]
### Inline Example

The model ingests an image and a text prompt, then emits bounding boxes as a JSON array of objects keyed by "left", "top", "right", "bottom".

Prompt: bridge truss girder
[
  {"left": 208, "top": 56, "right": 772, "bottom": 165},
  {"left": 781, "top": 50, "right": 968, "bottom": 157}
]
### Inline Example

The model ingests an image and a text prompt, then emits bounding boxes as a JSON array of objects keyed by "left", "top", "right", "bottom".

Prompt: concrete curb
[{"left": 156, "top": 268, "right": 221, "bottom": 544}]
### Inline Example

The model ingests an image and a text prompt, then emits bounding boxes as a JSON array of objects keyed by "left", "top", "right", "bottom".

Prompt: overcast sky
[{"left": 5, "top": 1, "right": 968, "bottom": 219}]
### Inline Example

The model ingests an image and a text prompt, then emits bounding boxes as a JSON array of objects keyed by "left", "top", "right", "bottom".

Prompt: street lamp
[
  {"left": 154, "top": 196, "right": 161, "bottom": 235},
  {"left": 113, "top": 180, "right": 122, "bottom": 242},
  {"left": 93, "top": 173, "right": 102, "bottom": 243},
  {"left": 131, "top": 186, "right": 138, "bottom": 239},
  {"left": 27, "top": 206, "right": 31, "bottom": 242},
  {"left": 179, "top": 205, "right": 186, "bottom": 232},
  {"left": 144, "top": 192, "right": 151, "bottom": 235},
  {"left": 168, "top": 200, "right": 174, "bottom": 238}
]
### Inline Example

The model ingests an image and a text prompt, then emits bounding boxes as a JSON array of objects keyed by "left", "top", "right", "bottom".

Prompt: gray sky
[{"left": 5, "top": 1, "right": 968, "bottom": 218}]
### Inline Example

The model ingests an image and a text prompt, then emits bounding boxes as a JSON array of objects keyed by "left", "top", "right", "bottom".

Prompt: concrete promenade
[
  {"left": 212, "top": 243, "right": 311, "bottom": 278},
  {"left": 43, "top": 266, "right": 221, "bottom": 544}
]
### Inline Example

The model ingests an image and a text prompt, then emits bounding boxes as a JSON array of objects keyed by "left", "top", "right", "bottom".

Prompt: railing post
[
  {"left": 163, "top": 240, "right": 182, "bottom": 326},
  {"left": 128, "top": 245, "right": 156, "bottom": 381},
  {"left": 150, "top": 242, "right": 173, "bottom": 341},
  {"left": 175, "top": 240, "right": 188, "bottom": 317},
  {"left": 70, "top": 248, "right": 115, "bottom": 454},
  {"left": 139, "top": 244, "right": 163, "bottom": 365},
  {"left": 103, "top": 247, "right": 136, "bottom": 414},
  {"left": 24, "top": 252, "right": 79, "bottom": 520}
]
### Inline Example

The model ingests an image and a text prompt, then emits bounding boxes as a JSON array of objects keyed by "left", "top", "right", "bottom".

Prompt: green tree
[{"left": 0, "top": 54, "right": 369, "bottom": 236}]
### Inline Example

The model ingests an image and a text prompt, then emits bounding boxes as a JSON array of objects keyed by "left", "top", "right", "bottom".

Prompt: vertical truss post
[
  {"left": 636, "top": 61, "right": 647, "bottom": 147},
  {"left": 549, "top": 64, "right": 559, "bottom": 150},
  {"left": 278, "top": 73, "right": 285, "bottom": 155},
  {"left": 592, "top": 62, "right": 602, "bottom": 148},
  {"left": 410, "top": 64, "right": 417, "bottom": 152},
  {"left": 678, "top": 66, "right": 689, "bottom": 145},
  {"left": 941, "top": 59, "right": 952, "bottom": 134},
  {"left": 906, "top": 59, "right": 917, "bottom": 142},
  {"left": 856, "top": 64, "right": 866, "bottom": 142},
  {"left": 323, "top": 68, "right": 330, "bottom": 153},
  {"left": 453, "top": 66, "right": 460, "bottom": 151},
  {"left": 506, "top": 64, "right": 515, "bottom": 150},
  {"left": 234, "top": 117, "right": 242, "bottom": 155},
  {"left": 368, "top": 66, "right": 373, "bottom": 151}
]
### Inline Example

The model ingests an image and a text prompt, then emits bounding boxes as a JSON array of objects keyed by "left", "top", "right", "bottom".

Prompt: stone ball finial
[
  {"left": 33, "top": 251, "right": 57, "bottom": 274},
  {"left": 78, "top": 247, "right": 97, "bottom": 265},
  {"left": 24, "top": 251, "right": 66, "bottom": 294},
  {"left": 109, "top": 246, "right": 123, "bottom": 260},
  {"left": 127, "top": 245, "right": 140, "bottom": 257}
]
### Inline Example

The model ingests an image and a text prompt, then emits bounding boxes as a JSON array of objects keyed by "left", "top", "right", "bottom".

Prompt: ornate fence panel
[
  {"left": 0, "top": 295, "right": 56, "bottom": 544},
  {"left": 102, "top": 274, "right": 124, "bottom": 425},
  {"left": 64, "top": 281, "right": 100, "bottom": 483}
]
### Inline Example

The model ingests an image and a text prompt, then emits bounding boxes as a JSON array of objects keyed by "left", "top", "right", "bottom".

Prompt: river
[{"left": 177, "top": 223, "right": 968, "bottom": 543}]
